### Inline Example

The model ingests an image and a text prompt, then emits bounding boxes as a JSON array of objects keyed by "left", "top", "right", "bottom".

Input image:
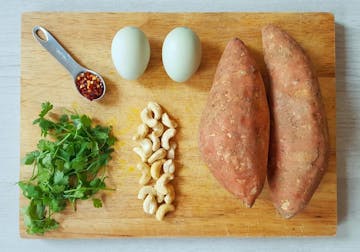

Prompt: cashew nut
[
  {"left": 137, "top": 163, "right": 151, "bottom": 185},
  {"left": 167, "top": 141, "right": 177, "bottom": 159},
  {"left": 161, "top": 113, "right": 178, "bottom": 128},
  {"left": 147, "top": 102, "right": 162, "bottom": 120},
  {"left": 164, "top": 184, "right": 175, "bottom": 204},
  {"left": 163, "top": 159, "right": 175, "bottom": 174},
  {"left": 139, "top": 171, "right": 151, "bottom": 185},
  {"left": 139, "top": 138, "right": 153, "bottom": 158},
  {"left": 156, "top": 203, "right": 175, "bottom": 221},
  {"left": 149, "top": 132, "right": 160, "bottom": 152},
  {"left": 138, "top": 185, "right": 156, "bottom": 200},
  {"left": 132, "top": 123, "right": 149, "bottom": 141},
  {"left": 141, "top": 107, "right": 157, "bottom": 128},
  {"left": 156, "top": 191, "right": 165, "bottom": 203},
  {"left": 148, "top": 148, "right": 167, "bottom": 164},
  {"left": 155, "top": 173, "right": 174, "bottom": 195},
  {"left": 143, "top": 194, "right": 158, "bottom": 215},
  {"left": 152, "top": 121, "right": 164, "bottom": 137},
  {"left": 161, "top": 128, "right": 176, "bottom": 150},
  {"left": 133, "top": 147, "right": 147, "bottom": 162},
  {"left": 150, "top": 159, "right": 165, "bottom": 180},
  {"left": 134, "top": 102, "right": 178, "bottom": 220}
]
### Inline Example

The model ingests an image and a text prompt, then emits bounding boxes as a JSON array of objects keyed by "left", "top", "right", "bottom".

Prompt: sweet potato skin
[
  {"left": 199, "top": 38, "right": 270, "bottom": 207},
  {"left": 262, "top": 25, "right": 330, "bottom": 218}
]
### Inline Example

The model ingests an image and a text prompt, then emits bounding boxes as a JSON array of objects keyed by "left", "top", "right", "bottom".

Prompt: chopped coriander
[
  {"left": 92, "top": 198, "right": 103, "bottom": 208},
  {"left": 19, "top": 102, "right": 116, "bottom": 235}
]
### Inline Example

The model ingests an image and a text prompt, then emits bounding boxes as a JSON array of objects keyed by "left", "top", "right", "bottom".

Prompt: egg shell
[
  {"left": 111, "top": 26, "right": 150, "bottom": 80},
  {"left": 162, "top": 27, "right": 202, "bottom": 83}
]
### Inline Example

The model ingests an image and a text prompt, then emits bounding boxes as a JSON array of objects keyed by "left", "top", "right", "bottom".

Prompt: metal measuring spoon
[{"left": 32, "top": 26, "right": 106, "bottom": 101}]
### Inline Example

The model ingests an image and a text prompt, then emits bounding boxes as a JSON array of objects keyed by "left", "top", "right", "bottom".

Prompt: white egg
[
  {"left": 111, "top": 26, "right": 150, "bottom": 80},
  {"left": 162, "top": 27, "right": 202, "bottom": 82}
]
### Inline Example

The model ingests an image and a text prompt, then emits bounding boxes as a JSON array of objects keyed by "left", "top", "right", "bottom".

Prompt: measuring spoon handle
[{"left": 32, "top": 26, "right": 84, "bottom": 78}]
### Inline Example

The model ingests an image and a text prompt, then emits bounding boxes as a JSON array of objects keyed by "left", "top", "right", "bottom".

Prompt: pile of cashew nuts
[{"left": 133, "top": 102, "right": 178, "bottom": 221}]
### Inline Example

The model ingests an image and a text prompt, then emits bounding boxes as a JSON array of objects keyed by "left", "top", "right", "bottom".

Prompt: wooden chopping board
[{"left": 20, "top": 12, "right": 336, "bottom": 238}]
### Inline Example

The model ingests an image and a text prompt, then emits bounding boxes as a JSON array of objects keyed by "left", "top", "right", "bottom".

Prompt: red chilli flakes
[{"left": 75, "top": 71, "right": 104, "bottom": 101}]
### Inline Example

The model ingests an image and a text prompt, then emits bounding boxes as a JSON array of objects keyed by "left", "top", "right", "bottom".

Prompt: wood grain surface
[{"left": 20, "top": 12, "right": 336, "bottom": 238}]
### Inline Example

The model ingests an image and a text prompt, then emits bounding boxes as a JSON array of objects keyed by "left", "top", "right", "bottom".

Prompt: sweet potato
[
  {"left": 262, "top": 24, "right": 330, "bottom": 218},
  {"left": 199, "top": 38, "right": 270, "bottom": 207}
]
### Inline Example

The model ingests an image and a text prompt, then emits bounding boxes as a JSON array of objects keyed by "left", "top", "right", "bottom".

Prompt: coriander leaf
[
  {"left": 41, "top": 153, "right": 53, "bottom": 168},
  {"left": 39, "top": 101, "right": 53, "bottom": 118},
  {"left": 53, "top": 171, "right": 68, "bottom": 186},
  {"left": 58, "top": 148, "right": 72, "bottom": 161},
  {"left": 37, "top": 139, "right": 55, "bottom": 152},
  {"left": 90, "top": 141, "right": 99, "bottom": 153},
  {"left": 34, "top": 118, "right": 56, "bottom": 136},
  {"left": 54, "top": 159, "right": 65, "bottom": 170},
  {"left": 71, "top": 189, "right": 85, "bottom": 199},
  {"left": 63, "top": 161, "right": 71, "bottom": 171},
  {"left": 70, "top": 156, "right": 87, "bottom": 171},
  {"left": 94, "top": 131, "right": 109, "bottom": 140},
  {"left": 18, "top": 182, "right": 43, "bottom": 199},
  {"left": 36, "top": 168, "right": 51, "bottom": 184},
  {"left": 107, "top": 135, "right": 116, "bottom": 146},
  {"left": 23, "top": 151, "right": 40, "bottom": 165},
  {"left": 92, "top": 198, "right": 102, "bottom": 208},
  {"left": 80, "top": 115, "right": 92, "bottom": 128},
  {"left": 23, "top": 200, "right": 59, "bottom": 235},
  {"left": 52, "top": 184, "right": 65, "bottom": 194},
  {"left": 59, "top": 114, "right": 69, "bottom": 123},
  {"left": 19, "top": 102, "right": 116, "bottom": 235},
  {"left": 89, "top": 178, "right": 106, "bottom": 189},
  {"left": 49, "top": 198, "right": 67, "bottom": 212}
]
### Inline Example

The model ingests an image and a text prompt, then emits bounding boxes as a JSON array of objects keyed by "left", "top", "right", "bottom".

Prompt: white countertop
[{"left": 1, "top": 0, "right": 359, "bottom": 251}]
